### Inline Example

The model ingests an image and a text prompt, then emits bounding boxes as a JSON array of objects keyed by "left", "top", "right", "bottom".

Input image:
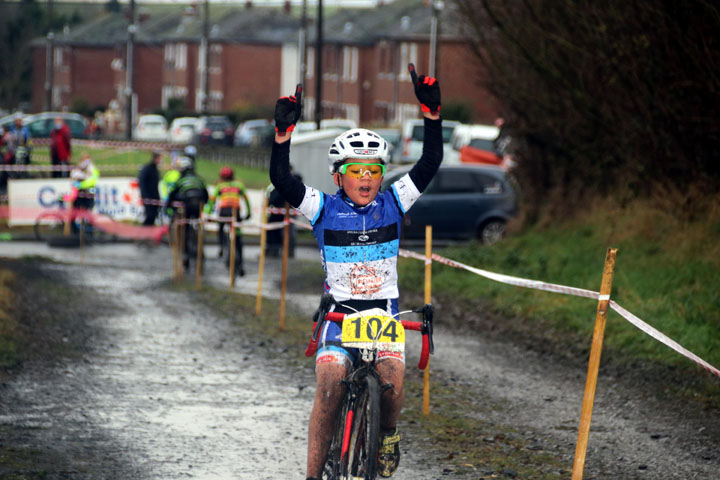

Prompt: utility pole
[
  {"left": 45, "top": 0, "right": 54, "bottom": 111},
  {"left": 200, "top": 0, "right": 210, "bottom": 114},
  {"left": 298, "top": 0, "right": 308, "bottom": 88},
  {"left": 428, "top": 0, "right": 443, "bottom": 77},
  {"left": 125, "top": 0, "right": 136, "bottom": 140},
  {"left": 314, "top": 0, "right": 323, "bottom": 128}
]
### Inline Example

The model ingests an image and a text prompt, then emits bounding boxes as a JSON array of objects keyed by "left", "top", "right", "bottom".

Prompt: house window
[
  {"left": 398, "top": 42, "right": 417, "bottom": 81},
  {"left": 175, "top": 43, "right": 187, "bottom": 70},
  {"left": 164, "top": 44, "right": 175, "bottom": 68},
  {"left": 342, "top": 46, "right": 358, "bottom": 82},
  {"left": 209, "top": 44, "right": 222, "bottom": 73},
  {"left": 307, "top": 48, "right": 314, "bottom": 78},
  {"left": 53, "top": 47, "right": 64, "bottom": 67}
]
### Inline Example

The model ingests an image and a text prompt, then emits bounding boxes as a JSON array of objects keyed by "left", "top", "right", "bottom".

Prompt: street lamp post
[{"left": 428, "top": 0, "right": 443, "bottom": 77}]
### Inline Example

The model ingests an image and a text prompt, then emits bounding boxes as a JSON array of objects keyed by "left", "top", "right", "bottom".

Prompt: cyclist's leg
[
  {"left": 307, "top": 362, "right": 347, "bottom": 479},
  {"left": 235, "top": 227, "right": 244, "bottom": 276},
  {"left": 375, "top": 358, "right": 405, "bottom": 429}
]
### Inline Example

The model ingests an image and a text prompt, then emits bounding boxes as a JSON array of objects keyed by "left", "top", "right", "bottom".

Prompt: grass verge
[
  {"left": 398, "top": 197, "right": 720, "bottom": 407},
  {"left": 28, "top": 145, "right": 270, "bottom": 189}
]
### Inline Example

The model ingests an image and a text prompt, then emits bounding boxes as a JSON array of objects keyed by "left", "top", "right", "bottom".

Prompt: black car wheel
[{"left": 479, "top": 220, "right": 506, "bottom": 245}]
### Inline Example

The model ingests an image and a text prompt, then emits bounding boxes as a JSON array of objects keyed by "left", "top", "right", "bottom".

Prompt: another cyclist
[
  {"left": 210, "top": 166, "right": 251, "bottom": 276},
  {"left": 167, "top": 156, "right": 209, "bottom": 270},
  {"left": 270, "top": 64, "right": 442, "bottom": 480},
  {"left": 69, "top": 153, "right": 100, "bottom": 234}
]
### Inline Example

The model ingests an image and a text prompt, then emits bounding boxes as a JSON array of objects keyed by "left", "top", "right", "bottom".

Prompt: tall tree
[{"left": 454, "top": 0, "right": 720, "bottom": 220}]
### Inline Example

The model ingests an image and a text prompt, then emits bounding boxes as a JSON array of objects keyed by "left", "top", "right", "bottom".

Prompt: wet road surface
[{"left": 1, "top": 241, "right": 718, "bottom": 479}]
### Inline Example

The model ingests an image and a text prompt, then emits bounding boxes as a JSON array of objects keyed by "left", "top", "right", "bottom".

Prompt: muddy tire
[{"left": 347, "top": 373, "right": 381, "bottom": 480}]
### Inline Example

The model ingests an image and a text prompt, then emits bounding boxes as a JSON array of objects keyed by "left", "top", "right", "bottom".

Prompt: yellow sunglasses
[{"left": 338, "top": 162, "right": 386, "bottom": 179}]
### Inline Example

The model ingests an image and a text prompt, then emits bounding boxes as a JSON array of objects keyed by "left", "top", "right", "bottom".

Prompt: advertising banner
[{"left": 7, "top": 178, "right": 267, "bottom": 234}]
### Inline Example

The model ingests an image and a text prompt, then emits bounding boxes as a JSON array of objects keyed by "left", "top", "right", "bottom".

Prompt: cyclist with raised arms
[{"left": 270, "top": 64, "right": 442, "bottom": 479}]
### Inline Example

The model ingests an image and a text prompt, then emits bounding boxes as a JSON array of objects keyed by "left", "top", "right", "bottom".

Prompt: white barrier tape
[
  {"left": 260, "top": 221, "right": 286, "bottom": 231},
  {"left": 0, "top": 164, "right": 139, "bottom": 172},
  {"left": 31, "top": 137, "right": 176, "bottom": 151},
  {"left": 267, "top": 206, "right": 301, "bottom": 216},
  {"left": 290, "top": 218, "right": 313, "bottom": 231},
  {"left": 609, "top": 301, "right": 720, "bottom": 378},
  {"left": 399, "top": 248, "right": 720, "bottom": 378}
]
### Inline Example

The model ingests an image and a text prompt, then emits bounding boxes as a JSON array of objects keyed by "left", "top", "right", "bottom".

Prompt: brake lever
[{"left": 421, "top": 304, "right": 434, "bottom": 355}]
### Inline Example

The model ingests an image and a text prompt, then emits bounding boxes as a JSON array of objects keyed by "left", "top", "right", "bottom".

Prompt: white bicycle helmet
[
  {"left": 177, "top": 156, "right": 193, "bottom": 172},
  {"left": 184, "top": 145, "right": 197, "bottom": 159},
  {"left": 327, "top": 128, "right": 390, "bottom": 174}
]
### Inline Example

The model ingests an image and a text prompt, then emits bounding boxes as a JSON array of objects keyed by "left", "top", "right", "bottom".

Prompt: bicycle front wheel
[
  {"left": 347, "top": 372, "right": 381, "bottom": 480},
  {"left": 34, "top": 212, "right": 66, "bottom": 241}
]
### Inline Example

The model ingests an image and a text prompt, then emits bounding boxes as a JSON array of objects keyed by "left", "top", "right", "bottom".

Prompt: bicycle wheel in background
[
  {"left": 322, "top": 389, "right": 352, "bottom": 480},
  {"left": 347, "top": 372, "right": 381, "bottom": 480},
  {"left": 34, "top": 212, "right": 66, "bottom": 242}
]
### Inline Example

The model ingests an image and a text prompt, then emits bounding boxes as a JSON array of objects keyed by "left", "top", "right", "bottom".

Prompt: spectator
[
  {"left": 50, "top": 116, "right": 72, "bottom": 178},
  {"left": 1, "top": 118, "right": 31, "bottom": 190},
  {"left": 138, "top": 151, "right": 163, "bottom": 226}
]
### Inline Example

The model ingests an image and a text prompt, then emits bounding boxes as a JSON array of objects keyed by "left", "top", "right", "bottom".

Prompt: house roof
[{"left": 35, "top": 0, "right": 464, "bottom": 48}]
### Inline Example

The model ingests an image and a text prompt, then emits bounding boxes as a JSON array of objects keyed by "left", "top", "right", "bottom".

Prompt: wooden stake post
[
  {"left": 571, "top": 248, "right": 618, "bottom": 480},
  {"left": 229, "top": 207, "right": 237, "bottom": 289},
  {"left": 195, "top": 207, "right": 205, "bottom": 289},
  {"left": 278, "top": 203, "right": 290, "bottom": 331},
  {"left": 423, "top": 225, "right": 432, "bottom": 415},
  {"left": 255, "top": 196, "right": 269, "bottom": 315}
]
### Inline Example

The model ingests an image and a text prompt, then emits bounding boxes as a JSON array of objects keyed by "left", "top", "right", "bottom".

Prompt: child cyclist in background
[{"left": 270, "top": 64, "right": 442, "bottom": 480}]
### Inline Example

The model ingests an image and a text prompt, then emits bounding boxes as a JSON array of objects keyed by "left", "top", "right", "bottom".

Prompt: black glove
[
  {"left": 274, "top": 84, "right": 303, "bottom": 134},
  {"left": 408, "top": 63, "right": 441, "bottom": 114}
]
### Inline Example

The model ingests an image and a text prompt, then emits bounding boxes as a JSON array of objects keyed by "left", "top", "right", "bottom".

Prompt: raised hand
[
  {"left": 274, "top": 84, "right": 303, "bottom": 134},
  {"left": 408, "top": 63, "right": 441, "bottom": 114}
]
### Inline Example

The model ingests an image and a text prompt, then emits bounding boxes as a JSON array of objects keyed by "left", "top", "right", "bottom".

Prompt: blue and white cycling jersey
[{"left": 296, "top": 173, "right": 422, "bottom": 301}]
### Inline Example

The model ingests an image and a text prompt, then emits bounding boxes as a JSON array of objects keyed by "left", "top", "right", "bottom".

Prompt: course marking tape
[
  {"left": 399, "top": 248, "right": 720, "bottom": 378},
  {"left": 609, "top": 301, "right": 720, "bottom": 377}
]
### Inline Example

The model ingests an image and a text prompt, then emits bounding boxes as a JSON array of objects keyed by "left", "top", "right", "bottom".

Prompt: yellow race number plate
[{"left": 340, "top": 308, "right": 405, "bottom": 352}]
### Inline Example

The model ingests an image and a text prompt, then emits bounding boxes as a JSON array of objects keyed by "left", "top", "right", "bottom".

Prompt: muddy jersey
[
  {"left": 269, "top": 117, "right": 443, "bottom": 303},
  {"left": 296, "top": 176, "right": 421, "bottom": 301}
]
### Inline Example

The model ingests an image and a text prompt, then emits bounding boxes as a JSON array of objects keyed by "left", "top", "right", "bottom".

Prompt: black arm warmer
[
  {"left": 408, "top": 117, "right": 443, "bottom": 193},
  {"left": 269, "top": 140, "right": 306, "bottom": 208}
]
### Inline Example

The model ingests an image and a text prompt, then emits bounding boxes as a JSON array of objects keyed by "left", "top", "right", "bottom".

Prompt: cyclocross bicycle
[{"left": 305, "top": 293, "right": 435, "bottom": 480}]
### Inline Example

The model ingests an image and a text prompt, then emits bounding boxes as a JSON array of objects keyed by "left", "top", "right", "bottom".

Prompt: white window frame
[
  {"left": 175, "top": 43, "right": 187, "bottom": 70},
  {"left": 398, "top": 42, "right": 418, "bottom": 81}
]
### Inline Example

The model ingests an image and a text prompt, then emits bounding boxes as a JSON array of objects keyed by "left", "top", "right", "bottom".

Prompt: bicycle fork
[{"left": 338, "top": 375, "right": 395, "bottom": 468}]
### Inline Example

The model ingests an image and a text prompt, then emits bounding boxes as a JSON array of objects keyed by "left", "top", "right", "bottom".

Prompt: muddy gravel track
[{"left": 1, "top": 241, "right": 719, "bottom": 479}]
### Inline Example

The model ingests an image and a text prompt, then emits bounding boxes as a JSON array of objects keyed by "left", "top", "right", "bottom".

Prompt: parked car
[
  {"left": 194, "top": 115, "right": 234, "bottom": 146},
  {"left": 0, "top": 112, "right": 26, "bottom": 132},
  {"left": 382, "top": 163, "right": 517, "bottom": 244},
  {"left": 23, "top": 112, "right": 89, "bottom": 139},
  {"left": 396, "top": 119, "right": 459, "bottom": 164},
  {"left": 446, "top": 123, "right": 500, "bottom": 164},
  {"left": 233, "top": 118, "right": 274, "bottom": 147},
  {"left": 133, "top": 114, "right": 168, "bottom": 142},
  {"left": 320, "top": 118, "right": 357, "bottom": 130},
  {"left": 459, "top": 137, "right": 503, "bottom": 166},
  {"left": 375, "top": 127, "right": 402, "bottom": 163},
  {"left": 167, "top": 117, "right": 198, "bottom": 144}
]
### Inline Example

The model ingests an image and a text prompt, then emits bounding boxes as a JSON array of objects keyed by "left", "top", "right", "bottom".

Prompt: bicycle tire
[
  {"left": 322, "top": 388, "right": 352, "bottom": 480},
  {"left": 34, "top": 212, "right": 66, "bottom": 242},
  {"left": 347, "top": 372, "right": 381, "bottom": 480}
]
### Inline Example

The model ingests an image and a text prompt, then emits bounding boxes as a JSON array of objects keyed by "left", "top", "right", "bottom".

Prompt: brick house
[{"left": 31, "top": 0, "right": 498, "bottom": 130}]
